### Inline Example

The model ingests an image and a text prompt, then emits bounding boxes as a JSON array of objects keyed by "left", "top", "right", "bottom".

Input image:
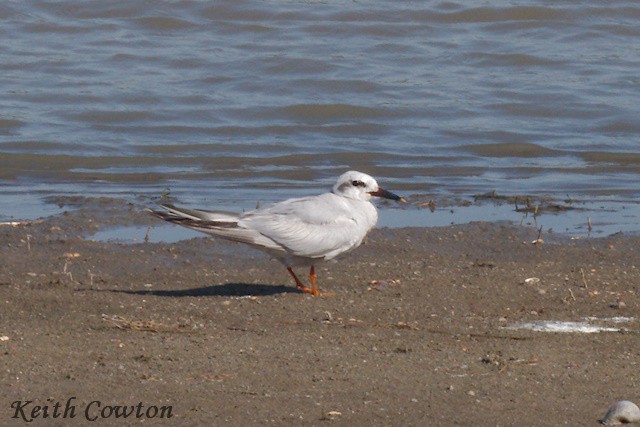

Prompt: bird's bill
[{"left": 369, "top": 188, "right": 406, "bottom": 203}]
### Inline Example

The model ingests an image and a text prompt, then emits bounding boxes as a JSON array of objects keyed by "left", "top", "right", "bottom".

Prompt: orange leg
[
  {"left": 309, "top": 266, "right": 318, "bottom": 296},
  {"left": 287, "top": 266, "right": 330, "bottom": 296},
  {"left": 287, "top": 267, "right": 314, "bottom": 295}
]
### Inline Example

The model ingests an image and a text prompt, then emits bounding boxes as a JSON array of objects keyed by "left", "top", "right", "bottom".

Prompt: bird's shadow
[{"left": 87, "top": 282, "right": 300, "bottom": 298}]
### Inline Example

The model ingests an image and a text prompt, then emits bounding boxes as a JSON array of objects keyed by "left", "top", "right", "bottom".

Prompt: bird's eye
[{"left": 352, "top": 180, "right": 365, "bottom": 187}]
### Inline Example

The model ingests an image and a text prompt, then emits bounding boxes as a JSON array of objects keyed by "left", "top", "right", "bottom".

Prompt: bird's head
[{"left": 332, "top": 171, "right": 405, "bottom": 203}]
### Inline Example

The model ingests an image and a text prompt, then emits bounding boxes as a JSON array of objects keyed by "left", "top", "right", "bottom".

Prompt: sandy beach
[{"left": 1, "top": 197, "right": 639, "bottom": 425}]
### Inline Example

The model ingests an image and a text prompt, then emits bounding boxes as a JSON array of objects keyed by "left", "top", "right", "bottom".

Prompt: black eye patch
[{"left": 351, "top": 180, "right": 366, "bottom": 187}]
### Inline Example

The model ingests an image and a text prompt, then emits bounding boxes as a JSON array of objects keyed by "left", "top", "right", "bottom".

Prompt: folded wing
[{"left": 239, "top": 194, "right": 367, "bottom": 260}]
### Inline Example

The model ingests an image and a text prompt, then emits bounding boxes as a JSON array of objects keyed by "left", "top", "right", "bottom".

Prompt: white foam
[{"left": 507, "top": 317, "right": 635, "bottom": 334}]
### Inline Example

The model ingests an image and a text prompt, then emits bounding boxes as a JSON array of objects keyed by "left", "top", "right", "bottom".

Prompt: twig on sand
[
  {"left": 562, "top": 288, "right": 576, "bottom": 304},
  {"left": 101, "top": 314, "right": 185, "bottom": 333},
  {"left": 580, "top": 268, "right": 589, "bottom": 289},
  {"left": 531, "top": 226, "right": 544, "bottom": 245},
  {"left": 102, "top": 314, "right": 184, "bottom": 332}
]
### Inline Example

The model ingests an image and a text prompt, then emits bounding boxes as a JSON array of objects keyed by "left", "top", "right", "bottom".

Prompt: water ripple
[{"left": 0, "top": 0, "right": 639, "bottom": 229}]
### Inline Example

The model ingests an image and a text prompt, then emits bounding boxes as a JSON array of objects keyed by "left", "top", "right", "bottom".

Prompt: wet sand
[{"left": 1, "top": 198, "right": 639, "bottom": 425}]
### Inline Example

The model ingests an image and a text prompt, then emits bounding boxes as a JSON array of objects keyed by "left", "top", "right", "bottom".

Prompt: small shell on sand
[{"left": 601, "top": 400, "right": 640, "bottom": 425}]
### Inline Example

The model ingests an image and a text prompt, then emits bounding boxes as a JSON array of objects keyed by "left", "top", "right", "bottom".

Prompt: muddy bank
[{"left": 1, "top": 200, "right": 639, "bottom": 425}]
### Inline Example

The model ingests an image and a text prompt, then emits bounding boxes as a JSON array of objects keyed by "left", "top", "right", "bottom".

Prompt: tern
[{"left": 149, "top": 171, "right": 404, "bottom": 295}]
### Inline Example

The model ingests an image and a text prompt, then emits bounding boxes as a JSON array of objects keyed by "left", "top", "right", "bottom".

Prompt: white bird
[{"left": 149, "top": 171, "right": 404, "bottom": 296}]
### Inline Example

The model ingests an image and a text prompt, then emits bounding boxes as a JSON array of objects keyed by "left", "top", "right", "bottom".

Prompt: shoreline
[{"left": 3, "top": 193, "right": 640, "bottom": 240}]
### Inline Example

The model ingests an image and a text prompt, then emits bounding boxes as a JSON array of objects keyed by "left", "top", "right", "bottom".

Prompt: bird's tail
[
  {"left": 148, "top": 204, "right": 283, "bottom": 251},
  {"left": 147, "top": 204, "right": 240, "bottom": 230}
]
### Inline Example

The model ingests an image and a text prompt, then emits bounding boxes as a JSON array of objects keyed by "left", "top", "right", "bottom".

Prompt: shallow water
[
  {"left": 82, "top": 198, "right": 640, "bottom": 244},
  {"left": 89, "top": 223, "right": 202, "bottom": 244},
  {"left": 1, "top": 1, "right": 640, "bottom": 231}
]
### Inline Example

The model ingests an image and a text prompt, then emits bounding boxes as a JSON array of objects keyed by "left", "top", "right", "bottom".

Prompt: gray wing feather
[
  {"left": 148, "top": 204, "right": 285, "bottom": 251},
  {"left": 160, "top": 204, "right": 240, "bottom": 223}
]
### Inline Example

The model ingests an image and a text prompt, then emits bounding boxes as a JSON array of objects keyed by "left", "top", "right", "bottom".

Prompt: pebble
[
  {"left": 609, "top": 301, "right": 627, "bottom": 309},
  {"left": 323, "top": 411, "right": 342, "bottom": 420},
  {"left": 601, "top": 400, "right": 640, "bottom": 426}
]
